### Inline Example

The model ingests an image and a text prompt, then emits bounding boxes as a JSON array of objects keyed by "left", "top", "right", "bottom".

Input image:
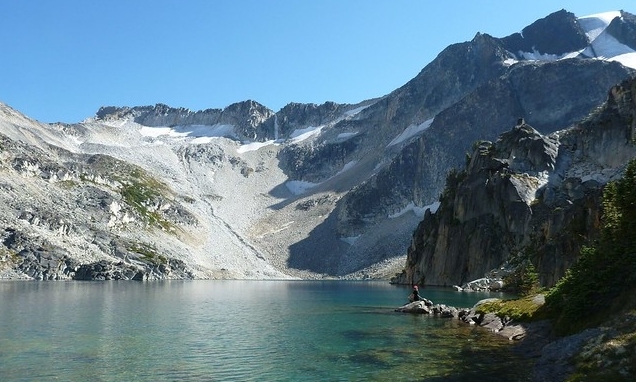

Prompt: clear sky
[{"left": 1, "top": 0, "right": 634, "bottom": 123}]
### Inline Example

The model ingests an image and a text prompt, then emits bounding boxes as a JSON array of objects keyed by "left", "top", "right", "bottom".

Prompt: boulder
[
  {"left": 498, "top": 324, "right": 527, "bottom": 340},
  {"left": 480, "top": 313, "right": 504, "bottom": 332},
  {"left": 395, "top": 300, "right": 431, "bottom": 314}
]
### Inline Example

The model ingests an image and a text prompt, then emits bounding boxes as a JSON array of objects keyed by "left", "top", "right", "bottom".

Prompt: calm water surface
[{"left": 0, "top": 280, "right": 531, "bottom": 381}]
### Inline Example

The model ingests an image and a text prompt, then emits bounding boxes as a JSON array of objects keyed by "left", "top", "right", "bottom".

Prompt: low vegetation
[
  {"left": 128, "top": 242, "right": 167, "bottom": 266},
  {"left": 476, "top": 160, "right": 636, "bottom": 380},
  {"left": 502, "top": 256, "right": 541, "bottom": 296},
  {"left": 0, "top": 247, "right": 19, "bottom": 271},
  {"left": 545, "top": 159, "right": 636, "bottom": 335},
  {"left": 567, "top": 308, "right": 636, "bottom": 381},
  {"left": 486, "top": 160, "right": 636, "bottom": 334},
  {"left": 476, "top": 294, "right": 547, "bottom": 322},
  {"left": 79, "top": 155, "right": 176, "bottom": 231}
]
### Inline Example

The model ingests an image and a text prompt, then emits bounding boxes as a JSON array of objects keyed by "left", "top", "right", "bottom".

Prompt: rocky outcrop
[
  {"left": 0, "top": 130, "right": 203, "bottom": 280},
  {"left": 395, "top": 296, "right": 543, "bottom": 341},
  {"left": 393, "top": 76, "right": 636, "bottom": 288},
  {"left": 73, "top": 258, "right": 194, "bottom": 280},
  {"left": 275, "top": 101, "right": 355, "bottom": 138}
]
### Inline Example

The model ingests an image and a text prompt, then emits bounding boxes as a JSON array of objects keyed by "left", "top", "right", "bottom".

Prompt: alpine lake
[{"left": 0, "top": 280, "right": 532, "bottom": 381}]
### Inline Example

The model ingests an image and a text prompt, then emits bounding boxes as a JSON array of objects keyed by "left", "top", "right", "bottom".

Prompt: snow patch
[
  {"left": 611, "top": 52, "right": 636, "bottom": 70},
  {"left": 289, "top": 125, "right": 323, "bottom": 144},
  {"left": 190, "top": 136, "right": 214, "bottom": 144},
  {"left": 387, "top": 118, "right": 434, "bottom": 147},
  {"left": 237, "top": 140, "right": 276, "bottom": 153},
  {"left": 388, "top": 201, "right": 440, "bottom": 219},
  {"left": 69, "top": 135, "right": 83, "bottom": 146},
  {"left": 337, "top": 132, "right": 358, "bottom": 140},
  {"left": 344, "top": 104, "right": 371, "bottom": 117},
  {"left": 337, "top": 160, "right": 357, "bottom": 175},
  {"left": 139, "top": 126, "right": 179, "bottom": 138},
  {"left": 582, "top": 29, "right": 635, "bottom": 60},
  {"left": 139, "top": 124, "right": 236, "bottom": 139},
  {"left": 285, "top": 180, "right": 318, "bottom": 195},
  {"left": 340, "top": 235, "right": 360, "bottom": 245},
  {"left": 503, "top": 58, "right": 518, "bottom": 66},
  {"left": 578, "top": 11, "right": 621, "bottom": 41},
  {"left": 519, "top": 50, "right": 562, "bottom": 61}
]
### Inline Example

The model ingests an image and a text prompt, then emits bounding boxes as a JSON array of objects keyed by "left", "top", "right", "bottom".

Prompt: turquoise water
[{"left": 0, "top": 281, "right": 531, "bottom": 381}]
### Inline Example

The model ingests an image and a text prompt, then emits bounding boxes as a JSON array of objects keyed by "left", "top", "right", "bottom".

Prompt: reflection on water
[{"left": 0, "top": 281, "right": 530, "bottom": 381}]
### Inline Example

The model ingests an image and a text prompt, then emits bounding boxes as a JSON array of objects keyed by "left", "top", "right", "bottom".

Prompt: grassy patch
[
  {"left": 128, "top": 242, "right": 167, "bottom": 266},
  {"left": 77, "top": 155, "right": 177, "bottom": 231},
  {"left": 0, "top": 248, "right": 20, "bottom": 270},
  {"left": 475, "top": 295, "right": 548, "bottom": 322},
  {"left": 118, "top": 170, "right": 176, "bottom": 231},
  {"left": 56, "top": 180, "right": 78, "bottom": 189}
]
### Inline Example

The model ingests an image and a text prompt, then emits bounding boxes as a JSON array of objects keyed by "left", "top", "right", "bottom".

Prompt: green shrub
[
  {"left": 503, "top": 260, "right": 540, "bottom": 296},
  {"left": 545, "top": 159, "right": 636, "bottom": 335}
]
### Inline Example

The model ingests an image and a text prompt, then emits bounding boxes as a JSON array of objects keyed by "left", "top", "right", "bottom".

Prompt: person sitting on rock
[{"left": 408, "top": 285, "right": 422, "bottom": 302}]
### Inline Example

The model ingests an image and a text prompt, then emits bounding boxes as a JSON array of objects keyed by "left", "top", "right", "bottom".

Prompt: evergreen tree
[{"left": 546, "top": 159, "right": 636, "bottom": 334}]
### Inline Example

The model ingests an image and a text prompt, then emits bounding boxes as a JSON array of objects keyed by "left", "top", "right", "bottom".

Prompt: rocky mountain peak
[
  {"left": 492, "top": 122, "right": 559, "bottom": 173},
  {"left": 502, "top": 9, "right": 588, "bottom": 55},
  {"left": 607, "top": 11, "right": 636, "bottom": 50},
  {"left": 221, "top": 100, "right": 274, "bottom": 128}
]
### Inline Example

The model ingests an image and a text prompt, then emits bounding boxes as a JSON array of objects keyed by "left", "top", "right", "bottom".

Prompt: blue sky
[{"left": 1, "top": 1, "right": 633, "bottom": 123}]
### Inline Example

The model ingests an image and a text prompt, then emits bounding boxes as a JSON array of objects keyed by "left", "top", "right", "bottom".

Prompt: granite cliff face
[
  {"left": 1, "top": 10, "right": 636, "bottom": 280},
  {"left": 392, "top": 76, "right": 636, "bottom": 287}
]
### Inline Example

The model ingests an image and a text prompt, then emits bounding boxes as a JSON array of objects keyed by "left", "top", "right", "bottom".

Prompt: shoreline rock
[
  {"left": 394, "top": 295, "right": 636, "bottom": 381},
  {"left": 395, "top": 296, "right": 545, "bottom": 341}
]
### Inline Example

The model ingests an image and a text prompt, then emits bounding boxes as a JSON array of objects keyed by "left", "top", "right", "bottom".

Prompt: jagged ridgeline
[{"left": 392, "top": 76, "right": 636, "bottom": 288}]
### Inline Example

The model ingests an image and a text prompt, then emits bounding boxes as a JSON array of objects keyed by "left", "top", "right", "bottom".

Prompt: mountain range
[{"left": 1, "top": 9, "right": 635, "bottom": 282}]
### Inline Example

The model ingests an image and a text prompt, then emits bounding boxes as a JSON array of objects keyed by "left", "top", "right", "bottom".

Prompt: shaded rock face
[
  {"left": 607, "top": 11, "right": 636, "bottom": 51},
  {"left": 502, "top": 10, "right": 588, "bottom": 55},
  {"left": 335, "top": 59, "right": 633, "bottom": 241},
  {"left": 393, "top": 77, "right": 636, "bottom": 287}
]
